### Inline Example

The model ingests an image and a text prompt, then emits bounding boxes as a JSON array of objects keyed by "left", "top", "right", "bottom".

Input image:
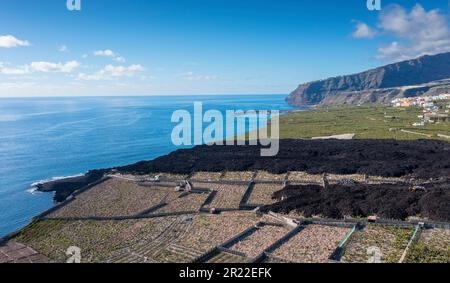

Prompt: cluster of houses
[
  {"left": 392, "top": 94, "right": 450, "bottom": 109},
  {"left": 391, "top": 94, "right": 450, "bottom": 127}
]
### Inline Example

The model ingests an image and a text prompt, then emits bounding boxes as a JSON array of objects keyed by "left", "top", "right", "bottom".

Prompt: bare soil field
[
  {"left": 173, "top": 212, "right": 260, "bottom": 252},
  {"left": 155, "top": 192, "right": 210, "bottom": 213},
  {"left": 190, "top": 172, "right": 223, "bottom": 181},
  {"left": 247, "top": 184, "right": 284, "bottom": 205},
  {"left": 47, "top": 179, "right": 180, "bottom": 218},
  {"left": 206, "top": 251, "right": 249, "bottom": 263},
  {"left": 204, "top": 184, "right": 249, "bottom": 209},
  {"left": 229, "top": 223, "right": 291, "bottom": 257},
  {"left": 222, "top": 171, "right": 254, "bottom": 181},
  {"left": 254, "top": 171, "right": 286, "bottom": 182},
  {"left": 271, "top": 225, "right": 349, "bottom": 263}
]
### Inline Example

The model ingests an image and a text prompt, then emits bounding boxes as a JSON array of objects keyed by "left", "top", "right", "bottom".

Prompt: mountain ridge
[{"left": 287, "top": 52, "right": 450, "bottom": 106}]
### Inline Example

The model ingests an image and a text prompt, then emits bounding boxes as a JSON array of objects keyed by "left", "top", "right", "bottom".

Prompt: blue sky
[{"left": 0, "top": 0, "right": 449, "bottom": 96}]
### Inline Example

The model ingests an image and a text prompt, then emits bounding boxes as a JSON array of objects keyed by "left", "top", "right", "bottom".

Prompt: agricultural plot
[
  {"left": 47, "top": 179, "right": 181, "bottom": 218},
  {"left": 190, "top": 172, "right": 222, "bottom": 181},
  {"left": 113, "top": 220, "right": 195, "bottom": 263},
  {"left": 247, "top": 184, "right": 284, "bottom": 205},
  {"left": 13, "top": 217, "right": 176, "bottom": 263},
  {"left": 204, "top": 184, "right": 249, "bottom": 209},
  {"left": 156, "top": 173, "right": 189, "bottom": 181},
  {"left": 288, "top": 172, "right": 322, "bottom": 184},
  {"left": 174, "top": 212, "right": 260, "bottom": 252},
  {"left": 341, "top": 225, "right": 413, "bottom": 263},
  {"left": 327, "top": 174, "right": 364, "bottom": 183},
  {"left": 191, "top": 182, "right": 221, "bottom": 191},
  {"left": 228, "top": 223, "right": 291, "bottom": 258},
  {"left": 254, "top": 171, "right": 286, "bottom": 182},
  {"left": 155, "top": 192, "right": 210, "bottom": 214},
  {"left": 271, "top": 225, "right": 350, "bottom": 263},
  {"left": 206, "top": 251, "right": 249, "bottom": 263},
  {"left": 222, "top": 171, "right": 254, "bottom": 182},
  {"left": 151, "top": 243, "right": 204, "bottom": 263},
  {"left": 405, "top": 228, "right": 450, "bottom": 263},
  {"left": 0, "top": 241, "right": 48, "bottom": 263}
]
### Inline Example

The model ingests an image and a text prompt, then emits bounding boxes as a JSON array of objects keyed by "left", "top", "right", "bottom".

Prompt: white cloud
[
  {"left": 352, "top": 4, "right": 450, "bottom": 62},
  {"left": 0, "top": 61, "right": 79, "bottom": 75},
  {"left": 58, "top": 45, "right": 68, "bottom": 52},
  {"left": 94, "top": 49, "right": 116, "bottom": 57},
  {"left": 77, "top": 64, "right": 145, "bottom": 81},
  {"left": 180, "top": 71, "right": 217, "bottom": 81},
  {"left": 0, "top": 63, "right": 30, "bottom": 75},
  {"left": 82, "top": 54, "right": 88, "bottom": 59},
  {"left": 352, "top": 22, "right": 376, "bottom": 39},
  {"left": 94, "top": 49, "right": 127, "bottom": 63},
  {"left": 0, "top": 35, "right": 30, "bottom": 48},
  {"left": 30, "top": 61, "right": 80, "bottom": 73},
  {"left": 378, "top": 4, "right": 450, "bottom": 61},
  {"left": 114, "top": 56, "right": 126, "bottom": 63}
]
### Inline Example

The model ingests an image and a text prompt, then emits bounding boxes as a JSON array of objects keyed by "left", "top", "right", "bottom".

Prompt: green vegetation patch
[
  {"left": 405, "top": 229, "right": 450, "bottom": 263},
  {"left": 279, "top": 105, "right": 450, "bottom": 140},
  {"left": 341, "top": 225, "right": 414, "bottom": 263},
  {"left": 13, "top": 217, "right": 176, "bottom": 263}
]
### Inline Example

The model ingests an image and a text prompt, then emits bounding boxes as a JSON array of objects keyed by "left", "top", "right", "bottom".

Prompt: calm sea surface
[{"left": 0, "top": 95, "right": 293, "bottom": 236}]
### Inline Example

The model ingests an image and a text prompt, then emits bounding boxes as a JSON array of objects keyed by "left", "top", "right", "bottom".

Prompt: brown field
[
  {"left": 247, "top": 183, "right": 283, "bottom": 205},
  {"left": 190, "top": 172, "right": 222, "bottom": 181},
  {"left": 204, "top": 184, "right": 249, "bottom": 209},
  {"left": 222, "top": 171, "right": 254, "bottom": 181},
  {"left": 254, "top": 171, "right": 286, "bottom": 182},
  {"left": 173, "top": 212, "right": 260, "bottom": 252},
  {"left": 47, "top": 179, "right": 181, "bottom": 218},
  {"left": 271, "top": 225, "right": 349, "bottom": 263},
  {"left": 229, "top": 224, "right": 291, "bottom": 257},
  {"left": 155, "top": 192, "right": 210, "bottom": 213}
]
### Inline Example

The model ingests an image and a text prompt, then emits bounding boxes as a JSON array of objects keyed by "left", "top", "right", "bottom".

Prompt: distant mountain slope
[{"left": 287, "top": 52, "right": 450, "bottom": 106}]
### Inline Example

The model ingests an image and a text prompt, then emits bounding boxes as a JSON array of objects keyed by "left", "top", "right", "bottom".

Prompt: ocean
[{"left": 0, "top": 95, "right": 293, "bottom": 237}]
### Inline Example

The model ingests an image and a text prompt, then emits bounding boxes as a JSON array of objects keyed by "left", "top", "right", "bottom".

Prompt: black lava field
[
  {"left": 260, "top": 182, "right": 450, "bottom": 221},
  {"left": 119, "top": 139, "right": 450, "bottom": 179}
]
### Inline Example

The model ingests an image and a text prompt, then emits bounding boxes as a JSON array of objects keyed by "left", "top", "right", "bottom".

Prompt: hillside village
[{"left": 392, "top": 94, "right": 450, "bottom": 128}]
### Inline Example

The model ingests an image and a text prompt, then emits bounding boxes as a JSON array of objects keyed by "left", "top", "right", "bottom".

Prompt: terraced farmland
[
  {"left": 206, "top": 251, "right": 249, "bottom": 263},
  {"left": 405, "top": 228, "right": 450, "bottom": 263},
  {"left": 271, "top": 225, "right": 350, "bottom": 263},
  {"left": 288, "top": 172, "right": 322, "bottom": 184},
  {"left": 47, "top": 179, "right": 181, "bottom": 218},
  {"left": 152, "top": 244, "right": 205, "bottom": 263},
  {"left": 155, "top": 193, "right": 210, "bottom": 213},
  {"left": 174, "top": 212, "right": 260, "bottom": 252},
  {"left": 341, "top": 225, "right": 413, "bottom": 263},
  {"left": 247, "top": 184, "right": 283, "bottom": 205},
  {"left": 110, "top": 218, "right": 193, "bottom": 263},
  {"left": 229, "top": 223, "right": 291, "bottom": 258},
  {"left": 190, "top": 172, "right": 222, "bottom": 182},
  {"left": 254, "top": 171, "right": 286, "bottom": 182},
  {"left": 204, "top": 184, "right": 249, "bottom": 209},
  {"left": 222, "top": 171, "right": 254, "bottom": 182},
  {"left": 14, "top": 218, "right": 176, "bottom": 263}
]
